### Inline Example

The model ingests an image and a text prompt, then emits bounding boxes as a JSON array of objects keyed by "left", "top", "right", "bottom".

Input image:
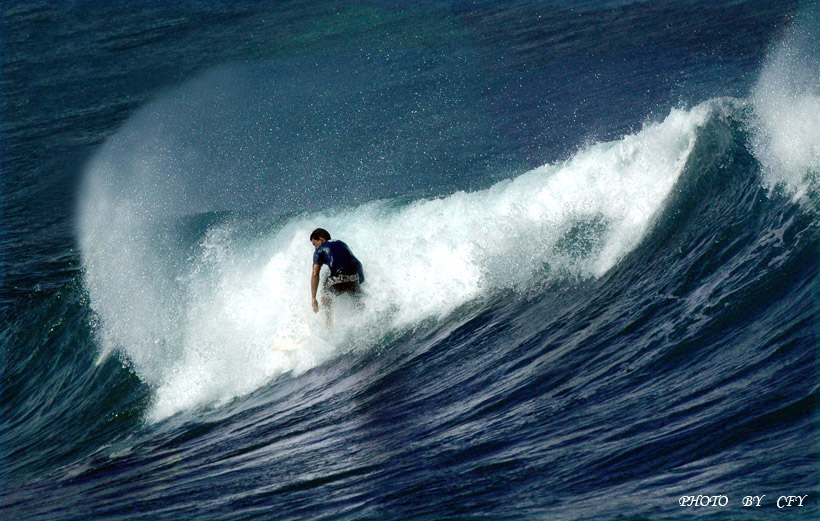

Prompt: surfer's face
[{"left": 311, "top": 238, "right": 325, "bottom": 249}]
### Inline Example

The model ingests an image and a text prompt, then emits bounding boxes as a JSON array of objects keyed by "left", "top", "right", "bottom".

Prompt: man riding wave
[{"left": 309, "top": 228, "right": 364, "bottom": 321}]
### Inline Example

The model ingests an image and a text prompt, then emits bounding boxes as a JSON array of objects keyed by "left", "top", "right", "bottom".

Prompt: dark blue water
[{"left": 2, "top": 1, "right": 819, "bottom": 520}]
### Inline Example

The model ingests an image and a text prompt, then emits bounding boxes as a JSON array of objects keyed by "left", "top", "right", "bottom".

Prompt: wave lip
[{"left": 78, "top": 94, "right": 713, "bottom": 421}]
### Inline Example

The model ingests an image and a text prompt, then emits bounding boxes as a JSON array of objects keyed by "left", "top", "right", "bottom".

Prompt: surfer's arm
[{"left": 311, "top": 264, "right": 321, "bottom": 313}]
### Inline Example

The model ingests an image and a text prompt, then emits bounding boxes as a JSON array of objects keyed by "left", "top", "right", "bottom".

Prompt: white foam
[
  {"left": 750, "top": 9, "right": 820, "bottom": 199},
  {"left": 78, "top": 102, "right": 712, "bottom": 421}
]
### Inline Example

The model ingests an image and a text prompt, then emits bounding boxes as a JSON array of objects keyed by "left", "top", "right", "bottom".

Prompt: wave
[
  {"left": 78, "top": 88, "right": 713, "bottom": 421},
  {"left": 75, "top": 9, "right": 820, "bottom": 423}
]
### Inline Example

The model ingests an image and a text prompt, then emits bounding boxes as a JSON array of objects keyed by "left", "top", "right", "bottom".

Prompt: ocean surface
[{"left": 2, "top": 1, "right": 819, "bottom": 519}]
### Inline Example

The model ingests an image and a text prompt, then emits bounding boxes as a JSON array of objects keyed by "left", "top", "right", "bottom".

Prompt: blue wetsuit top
[{"left": 313, "top": 240, "right": 365, "bottom": 283}]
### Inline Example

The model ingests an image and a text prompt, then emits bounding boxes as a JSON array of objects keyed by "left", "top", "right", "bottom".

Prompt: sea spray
[{"left": 750, "top": 6, "right": 820, "bottom": 199}]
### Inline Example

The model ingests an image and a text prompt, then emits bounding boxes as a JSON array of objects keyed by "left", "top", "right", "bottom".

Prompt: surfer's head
[
  {"left": 310, "top": 228, "right": 331, "bottom": 242},
  {"left": 310, "top": 228, "right": 331, "bottom": 249}
]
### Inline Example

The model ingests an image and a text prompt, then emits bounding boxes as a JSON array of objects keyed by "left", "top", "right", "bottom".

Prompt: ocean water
[{"left": 2, "top": 1, "right": 819, "bottom": 519}]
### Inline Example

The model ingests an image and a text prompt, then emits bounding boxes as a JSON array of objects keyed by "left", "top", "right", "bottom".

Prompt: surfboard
[
  {"left": 267, "top": 342, "right": 302, "bottom": 351},
  {"left": 267, "top": 333, "right": 310, "bottom": 351}
]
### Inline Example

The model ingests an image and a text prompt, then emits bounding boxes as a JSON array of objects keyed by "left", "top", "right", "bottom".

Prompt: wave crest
[{"left": 78, "top": 77, "right": 712, "bottom": 420}]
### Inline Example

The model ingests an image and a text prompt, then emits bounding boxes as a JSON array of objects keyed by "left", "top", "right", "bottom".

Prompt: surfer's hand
[{"left": 312, "top": 298, "right": 319, "bottom": 313}]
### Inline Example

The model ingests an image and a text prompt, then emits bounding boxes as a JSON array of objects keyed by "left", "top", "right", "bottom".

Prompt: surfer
[{"left": 310, "top": 228, "right": 365, "bottom": 321}]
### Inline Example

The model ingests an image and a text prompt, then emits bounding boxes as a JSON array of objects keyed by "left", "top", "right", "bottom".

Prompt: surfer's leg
[
  {"left": 352, "top": 287, "right": 365, "bottom": 311},
  {"left": 331, "top": 281, "right": 364, "bottom": 312},
  {"left": 321, "top": 293, "right": 332, "bottom": 328}
]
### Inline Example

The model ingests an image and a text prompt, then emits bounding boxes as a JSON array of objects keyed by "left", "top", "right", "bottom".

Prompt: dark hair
[{"left": 310, "top": 228, "right": 331, "bottom": 241}]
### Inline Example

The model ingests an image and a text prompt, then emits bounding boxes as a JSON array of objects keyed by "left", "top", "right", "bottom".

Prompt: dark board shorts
[{"left": 325, "top": 273, "right": 360, "bottom": 295}]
